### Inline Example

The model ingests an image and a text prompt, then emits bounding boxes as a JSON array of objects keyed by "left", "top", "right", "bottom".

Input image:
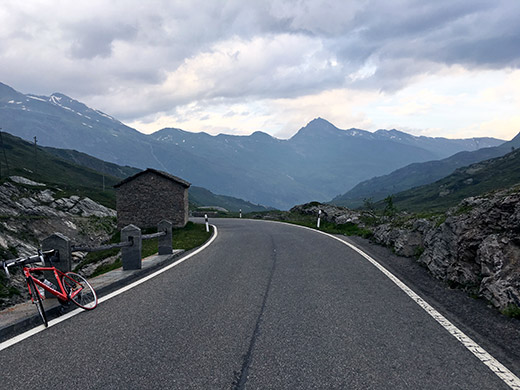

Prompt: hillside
[
  {"left": 188, "top": 186, "right": 271, "bottom": 213},
  {"left": 0, "top": 131, "right": 121, "bottom": 208},
  {"left": 386, "top": 147, "right": 520, "bottom": 212},
  {"left": 0, "top": 131, "right": 269, "bottom": 213},
  {"left": 45, "top": 147, "right": 141, "bottom": 180},
  {"left": 332, "top": 132, "right": 520, "bottom": 208},
  {"left": 0, "top": 82, "right": 504, "bottom": 209},
  {"left": 44, "top": 140, "right": 269, "bottom": 212}
]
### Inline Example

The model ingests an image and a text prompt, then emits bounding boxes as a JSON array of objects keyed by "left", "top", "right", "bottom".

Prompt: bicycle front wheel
[
  {"left": 62, "top": 272, "right": 98, "bottom": 310},
  {"left": 28, "top": 278, "right": 48, "bottom": 327}
]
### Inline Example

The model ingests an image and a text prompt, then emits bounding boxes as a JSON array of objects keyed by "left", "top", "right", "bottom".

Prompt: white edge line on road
[
  {"left": 0, "top": 225, "right": 218, "bottom": 352},
  {"left": 284, "top": 222, "right": 520, "bottom": 390}
]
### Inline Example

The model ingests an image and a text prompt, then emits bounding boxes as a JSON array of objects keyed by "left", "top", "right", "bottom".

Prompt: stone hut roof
[{"left": 114, "top": 168, "right": 191, "bottom": 189}]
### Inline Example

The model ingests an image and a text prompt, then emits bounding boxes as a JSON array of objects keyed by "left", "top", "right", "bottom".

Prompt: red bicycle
[{"left": 1, "top": 249, "right": 98, "bottom": 327}]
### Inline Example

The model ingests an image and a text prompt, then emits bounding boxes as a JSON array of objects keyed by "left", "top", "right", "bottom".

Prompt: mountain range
[{"left": 0, "top": 82, "right": 506, "bottom": 209}]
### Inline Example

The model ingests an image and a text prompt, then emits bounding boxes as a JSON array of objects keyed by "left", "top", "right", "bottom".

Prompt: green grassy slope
[
  {"left": 0, "top": 131, "right": 121, "bottom": 208},
  {"left": 45, "top": 147, "right": 141, "bottom": 179},
  {"left": 386, "top": 147, "right": 520, "bottom": 212}
]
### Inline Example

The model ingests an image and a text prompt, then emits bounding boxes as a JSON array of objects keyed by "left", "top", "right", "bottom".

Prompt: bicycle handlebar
[{"left": 1, "top": 249, "right": 57, "bottom": 279}]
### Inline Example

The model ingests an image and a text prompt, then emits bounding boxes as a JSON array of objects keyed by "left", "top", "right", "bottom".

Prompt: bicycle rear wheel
[
  {"left": 28, "top": 278, "right": 48, "bottom": 327},
  {"left": 62, "top": 272, "right": 98, "bottom": 310}
]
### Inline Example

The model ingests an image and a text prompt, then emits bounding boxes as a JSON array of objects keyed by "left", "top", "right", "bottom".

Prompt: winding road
[{"left": 1, "top": 219, "right": 518, "bottom": 389}]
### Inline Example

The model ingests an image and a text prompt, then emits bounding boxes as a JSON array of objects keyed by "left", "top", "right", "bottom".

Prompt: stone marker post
[
  {"left": 42, "top": 233, "right": 72, "bottom": 298},
  {"left": 42, "top": 232, "right": 72, "bottom": 272},
  {"left": 121, "top": 224, "right": 142, "bottom": 270},
  {"left": 158, "top": 220, "right": 173, "bottom": 255}
]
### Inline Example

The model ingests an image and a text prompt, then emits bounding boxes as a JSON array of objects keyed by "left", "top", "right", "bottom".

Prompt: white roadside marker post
[
  {"left": 317, "top": 209, "right": 321, "bottom": 229},
  {"left": 239, "top": 209, "right": 242, "bottom": 218},
  {"left": 205, "top": 214, "right": 210, "bottom": 233}
]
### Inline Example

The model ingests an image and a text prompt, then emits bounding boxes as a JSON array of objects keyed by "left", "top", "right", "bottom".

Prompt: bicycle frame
[
  {"left": 25, "top": 266, "right": 83, "bottom": 302},
  {"left": 3, "top": 250, "right": 97, "bottom": 327}
]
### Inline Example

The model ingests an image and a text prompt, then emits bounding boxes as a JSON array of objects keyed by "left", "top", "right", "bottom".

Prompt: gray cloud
[
  {"left": 1, "top": 0, "right": 519, "bottom": 122},
  {"left": 68, "top": 22, "right": 138, "bottom": 59},
  {"left": 320, "top": 0, "right": 520, "bottom": 92}
]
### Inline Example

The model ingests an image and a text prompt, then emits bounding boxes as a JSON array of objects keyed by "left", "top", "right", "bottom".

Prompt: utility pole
[
  {"left": 34, "top": 136, "right": 38, "bottom": 177},
  {"left": 0, "top": 128, "right": 8, "bottom": 179},
  {"left": 0, "top": 128, "right": 2, "bottom": 179}
]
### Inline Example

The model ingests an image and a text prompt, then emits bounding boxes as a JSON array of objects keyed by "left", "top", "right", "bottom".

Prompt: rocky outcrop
[
  {"left": 290, "top": 203, "right": 362, "bottom": 225},
  {"left": 419, "top": 190, "right": 520, "bottom": 309},
  {"left": 0, "top": 179, "right": 115, "bottom": 256},
  {"left": 372, "top": 218, "right": 432, "bottom": 258},
  {"left": 368, "top": 188, "right": 520, "bottom": 310},
  {"left": 0, "top": 179, "right": 115, "bottom": 219},
  {"left": 0, "top": 178, "right": 117, "bottom": 309}
]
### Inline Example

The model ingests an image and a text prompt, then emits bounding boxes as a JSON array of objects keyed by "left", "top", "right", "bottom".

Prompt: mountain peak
[
  {"left": 306, "top": 117, "right": 336, "bottom": 129},
  {"left": 49, "top": 92, "right": 78, "bottom": 105},
  {"left": 0, "top": 82, "right": 24, "bottom": 100},
  {"left": 292, "top": 118, "right": 377, "bottom": 141},
  {"left": 50, "top": 92, "right": 68, "bottom": 98},
  {"left": 291, "top": 117, "right": 339, "bottom": 140},
  {"left": 251, "top": 130, "right": 273, "bottom": 139},
  {"left": 309, "top": 117, "right": 332, "bottom": 124}
]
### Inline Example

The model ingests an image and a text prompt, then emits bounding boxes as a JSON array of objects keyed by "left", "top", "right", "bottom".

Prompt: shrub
[{"left": 501, "top": 304, "right": 520, "bottom": 319}]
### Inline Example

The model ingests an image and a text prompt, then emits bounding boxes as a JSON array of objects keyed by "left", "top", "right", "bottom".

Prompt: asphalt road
[{"left": 0, "top": 219, "right": 516, "bottom": 389}]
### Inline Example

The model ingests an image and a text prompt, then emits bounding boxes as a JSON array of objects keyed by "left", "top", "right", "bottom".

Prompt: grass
[
  {"left": 249, "top": 210, "right": 373, "bottom": 239},
  {"left": 501, "top": 304, "right": 520, "bottom": 319},
  {"left": 317, "top": 221, "right": 373, "bottom": 238},
  {"left": 171, "top": 221, "right": 212, "bottom": 251},
  {"left": 91, "top": 258, "right": 123, "bottom": 278},
  {"left": 0, "top": 272, "right": 20, "bottom": 299}
]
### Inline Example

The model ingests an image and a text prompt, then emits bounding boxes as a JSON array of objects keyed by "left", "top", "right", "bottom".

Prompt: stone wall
[{"left": 116, "top": 171, "right": 188, "bottom": 229}]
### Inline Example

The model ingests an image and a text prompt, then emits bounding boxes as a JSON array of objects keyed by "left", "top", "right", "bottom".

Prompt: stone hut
[{"left": 114, "top": 168, "right": 190, "bottom": 229}]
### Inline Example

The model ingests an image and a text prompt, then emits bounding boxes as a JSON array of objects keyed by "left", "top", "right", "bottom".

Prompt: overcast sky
[{"left": 2, "top": 1, "right": 520, "bottom": 140}]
